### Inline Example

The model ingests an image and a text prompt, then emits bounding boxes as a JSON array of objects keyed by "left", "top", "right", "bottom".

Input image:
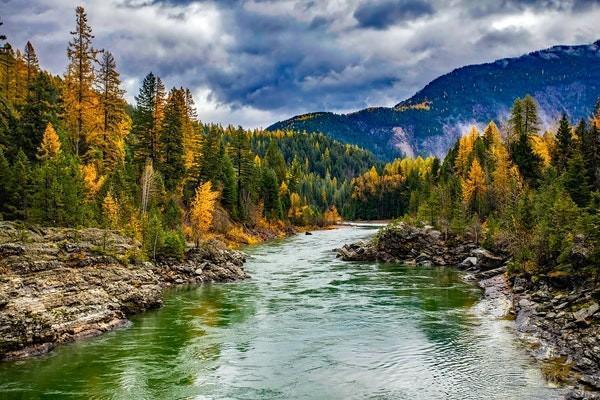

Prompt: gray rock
[
  {"left": 574, "top": 303, "right": 599, "bottom": 322},
  {"left": 460, "top": 257, "right": 478, "bottom": 268}
]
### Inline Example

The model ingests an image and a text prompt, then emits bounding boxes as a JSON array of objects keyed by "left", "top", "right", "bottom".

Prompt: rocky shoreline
[
  {"left": 336, "top": 222, "right": 600, "bottom": 399},
  {"left": 0, "top": 222, "right": 248, "bottom": 361}
]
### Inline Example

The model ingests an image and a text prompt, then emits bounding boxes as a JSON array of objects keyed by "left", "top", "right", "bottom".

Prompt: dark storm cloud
[
  {"left": 2, "top": 0, "right": 600, "bottom": 127},
  {"left": 353, "top": 0, "right": 435, "bottom": 29}
]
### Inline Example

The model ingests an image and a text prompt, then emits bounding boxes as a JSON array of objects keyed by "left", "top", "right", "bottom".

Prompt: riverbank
[
  {"left": 336, "top": 221, "right": 600, "bottom": 399},
  {"left": 0, "top": 222, "right": 248, "bottom": 360}
]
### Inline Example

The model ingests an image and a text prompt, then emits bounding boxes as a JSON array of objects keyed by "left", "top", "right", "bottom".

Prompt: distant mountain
[{"left": 268, "top": 40, "right": 600, "bottom": 160}]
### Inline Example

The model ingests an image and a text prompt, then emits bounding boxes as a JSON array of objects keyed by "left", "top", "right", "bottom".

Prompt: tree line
[
  {"left": 0, "top": 8, "right": 375, "bottom": 259},
  {"left": 350, "top": 94, "right": 600, "bottom": 283}
]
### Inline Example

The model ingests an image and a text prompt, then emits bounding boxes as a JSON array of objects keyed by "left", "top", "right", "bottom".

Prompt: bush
[{"left": 159, "top": 230, "right": 186, "bottom": 261}]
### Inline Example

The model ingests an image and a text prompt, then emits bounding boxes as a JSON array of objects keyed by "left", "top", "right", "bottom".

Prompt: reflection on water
[{"left": 0, "top": 226, "right": 562, "bottom": 399}]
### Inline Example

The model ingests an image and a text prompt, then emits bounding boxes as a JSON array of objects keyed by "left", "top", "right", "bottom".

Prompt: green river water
[{"left": 0, "top": 226, "right": 562, "bottom": 399}]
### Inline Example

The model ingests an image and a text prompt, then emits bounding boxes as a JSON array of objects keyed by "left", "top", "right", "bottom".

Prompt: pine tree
[
  {"left": 509, "top": 98, "right": 524, "bottom": 139},
  {"left": 262, "top": 167, "right": 282, "bottom": 220},
  {"left": 265, "top": 140, "right": 286, "bottom": 183},
  {"left": 18, "top": 72, "right": 61, "bottom": 159},
  {"left": 64, "top": 6, "right": 102, "bottom": 157},
  {"left": 198, "top": 124, "right": 222, "bottom": 185},
  {"left": 564, "top": 151, "right": 590, "bottom": 207},
  {"left": 218, "top": 141, "right": 237, "bottom": 218},
  {"left": 553, "top": 113, "right": 572, "bottom": 172},
  {"left": 92, "top": 51, "right": 129, "bottom": 170},
  {"left": 132, "top": 73, "right": 159, "bottom": 164},
  {"left": 509, "top": 97, "right": 542, "bottom": 186},
  {"left": 0, "top": 149, "right": 11, "bottom": 218},
  {"left": 37, "top": 122, "right": 61, "bottom": 160},
  {"left": 522, "top": 95, "right": 540, "bottom": 137},
  {"left": 228, "top": 127, "right": 255, "bottom": 220},
  {"left": 23, "top": 41, "right": 39, "bottom": 95},
  {"left": 581, "top": 121, "right": 600, "bottom": 191},
  {"left": 160, "top": 88, "right": 185, "bottom": 191}
]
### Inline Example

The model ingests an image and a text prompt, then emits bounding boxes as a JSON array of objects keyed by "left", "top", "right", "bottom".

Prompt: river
[{"left": 0, "top": 225, "right": 562, "bottom": 399}]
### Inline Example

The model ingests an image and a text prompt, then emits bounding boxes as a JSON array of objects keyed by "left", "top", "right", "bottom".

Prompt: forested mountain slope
[{"left": 269, "top": 40, "right": 600, "bottom": 159}]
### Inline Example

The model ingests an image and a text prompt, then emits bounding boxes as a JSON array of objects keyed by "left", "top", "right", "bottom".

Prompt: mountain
[{"left": 268, "top": 40, "right": 600, "bottom": 160}]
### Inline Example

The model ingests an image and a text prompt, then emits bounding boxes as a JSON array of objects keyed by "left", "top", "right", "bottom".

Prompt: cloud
[
  {"left": 2, "top": 0, "right": 600, "bottom": 128},
  {"left": 353, "top": 0, "right": 435, "bottom": 29}
]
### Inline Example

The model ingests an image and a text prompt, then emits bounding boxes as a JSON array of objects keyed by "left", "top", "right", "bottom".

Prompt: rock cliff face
[
  {"left": 0, "top": 222, "right": 247, "bottom": 360},
  {"left": 337, "top": 222, "right": 600, "bottom": 398}
]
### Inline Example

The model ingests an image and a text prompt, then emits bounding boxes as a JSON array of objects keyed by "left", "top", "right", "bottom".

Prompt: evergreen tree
[
  {"left": 159, "top": 88, "right": 185, "bottom": 191},
  {"left": 262, "top": 167, "right": 282, "bottom": 220},
  {"left": 29, "top": 154, "right": 90, "bottom": 226},
  {"left": 522, "top": 95, "right": 540, "bottom": 137},
  {"left": 132, "top": 72, "right": 160, "bottom": 165},
  {"left": 198, "top": 125, "right": 222, "bottom": 185},
  {"left": 264, "top": 141, "right": 286, "bottom": 184},
  {"left": 23, "top": 41, "right": 39, "bottom": 96},
  {"left": 564, "top": 150, "right": 591, "bottom": 207},
  {"left": 553, "top": 113, "right": 572, "bottom": 172},
  {"left": 218, "top": 141, "right": 237, "bottom": 218},
  {"left": 509, "top": 97, "right": 542, "bottom": 186},
  {"left": 0, "top": 149, "right": 11, "bottom": 218},
  {"left": 18, "top": 72, "right": 61, "bottom": 159},
  {"left": 6, "top": 149, "right": 31, "bottom": 219},
  {"left": 228, "top": 127, "right": 254, "bottom": 220},
  {"left": 93, "top": 51, "right": 129, "bottom": 170},
  {"left": 579, "top": 119, "right": 599, "bottom": 191}
]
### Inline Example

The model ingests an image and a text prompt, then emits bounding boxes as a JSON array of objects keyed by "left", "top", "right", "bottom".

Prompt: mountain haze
[{"left": 268, "top": 40, "right": 600, "bottom": 159}]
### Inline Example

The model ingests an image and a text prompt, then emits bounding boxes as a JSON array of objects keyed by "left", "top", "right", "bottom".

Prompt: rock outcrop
[
  {"left": 335, "top": 222, "right": 506, "bottom": 272},
  {"left": 0, "top": 222, "right": 247, "bottom": 360},
  {"left": 511, "top": 276, "right": 600, "bottom": 396}
]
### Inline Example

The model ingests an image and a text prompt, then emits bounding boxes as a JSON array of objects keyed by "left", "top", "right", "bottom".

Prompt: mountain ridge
[{"left": 268, "top": 40, "right": 600, "bottom": 159}]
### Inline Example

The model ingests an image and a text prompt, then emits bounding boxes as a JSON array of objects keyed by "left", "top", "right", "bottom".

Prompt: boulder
[
  {"left": 573, "top": 303, "right": 599, "bottom": 322},
  {"left": 470, "top": 248, "right": 505, "bottom": 270}
]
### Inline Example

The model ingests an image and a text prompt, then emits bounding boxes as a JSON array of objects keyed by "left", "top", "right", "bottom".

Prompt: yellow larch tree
[
  {"left": 189, "top": 181, "right": 219, "bottom": 246},
  {"left": 288, "top": 192, "right": 303, "bottom": 223},
  {"left": 81, "top": 163, "right": 106, "bottom": 199},
  {"left": 456, "top": 126, "right": 479, "bottom": 174},
  {"left": 462, "top": 158, "right": 487, "bottom": 213},
  {"left": 102, "top": 191, "right": 119, "bottom": 229},
  {"left": 37, "top": 122, "right": 61, "bottom": 160},
  {"left": 63, "top": 6, "right": 102, "bottom": 157},
  {"left": 90, "top": 51, "right": 130, "bottom": 171}
]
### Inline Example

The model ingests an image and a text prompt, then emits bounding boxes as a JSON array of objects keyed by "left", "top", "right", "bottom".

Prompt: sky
[{"left": 2, "top": 0, "right": 600, "bottom": 128}]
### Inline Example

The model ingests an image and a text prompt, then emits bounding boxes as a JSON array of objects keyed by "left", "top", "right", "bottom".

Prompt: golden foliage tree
[
  {"left": 37, "top": 122, "right": 61, "bottom": 160},
  {"left": 189, "top": 181, "right": 219, "bottom": 246},
  {"left": 462, "top": 158, "right": 486, "bottom": 213},
  {"left": 91, "top": 51, "right": 130, "bottom": 170},
  {"left": 102, "top": 191, "right": 119, "bottom": 229},
  {"left": 81, "top": 163, "right": 105, "bottom": 199},
  {"left": 456, "top": 126, "right": 479, "bottom": 174},
  {"left": 64, "top": 6, "right": 101, "bottom": 157}
]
